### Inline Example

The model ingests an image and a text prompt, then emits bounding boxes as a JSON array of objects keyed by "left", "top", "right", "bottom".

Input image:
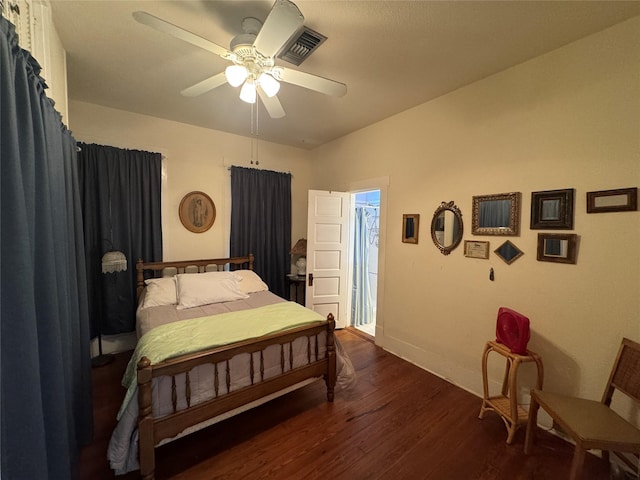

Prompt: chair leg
[
  {"left": 524, "top": 392, "right": 539, "bottom": 454},
  {"left": 568, "top": 447, "right": 586, "bottom": 480}
]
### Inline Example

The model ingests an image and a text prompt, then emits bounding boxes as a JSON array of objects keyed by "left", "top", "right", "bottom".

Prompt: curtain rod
[
  {"left": 227, "top": 166, "right": 293, "bottom": 177},
  {"left": 76, "top": 145, "right": 165, "bottom": 159}
]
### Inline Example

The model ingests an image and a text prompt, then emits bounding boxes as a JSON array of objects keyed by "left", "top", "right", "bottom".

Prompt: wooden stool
[{"left": 479, "top": 340, "right": 544, "bottom": 444}]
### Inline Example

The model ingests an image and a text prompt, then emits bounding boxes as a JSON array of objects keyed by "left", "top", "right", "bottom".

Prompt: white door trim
[{"left": 347, "top": 177, "right": 389, "bottom": 345}]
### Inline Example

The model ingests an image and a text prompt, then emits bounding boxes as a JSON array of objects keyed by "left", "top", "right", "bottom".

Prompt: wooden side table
[
  {"left": 286, "top": 275, "right": 306, "bottom": 305},
  {"left": 479, "top": 340, "right": 544, "bottom": 444}
]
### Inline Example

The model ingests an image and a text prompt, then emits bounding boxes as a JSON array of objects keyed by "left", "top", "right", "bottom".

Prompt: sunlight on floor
[{"left": 356, "top": 323, "right": 375, "bottom": 337}]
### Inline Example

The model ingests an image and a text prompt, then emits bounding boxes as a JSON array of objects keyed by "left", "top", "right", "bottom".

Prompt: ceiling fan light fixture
[
  {"left": 258, "top": 72, "right": 280, "bottom": 97},
  {"left": 239, "top": 78, "right": 257, "bottom": 104},
  {"left": 225, "top": 65, "right": 249, "bottom": 87}
]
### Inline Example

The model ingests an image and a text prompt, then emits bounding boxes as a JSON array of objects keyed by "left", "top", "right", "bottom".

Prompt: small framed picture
[
  {"left": 530, "top": 189, "right": 574, "bottom": 229},
  {"left": 537, "top": 233, "right": 578, "bottom": 264},
  {"left": 464, "top": 240, "right": 490, "bottom": 259},
  {"left": 494, "top": 240, "right": 524, "bottom": 265},
  {"left": 402, "top": 214, "right": 420, "bottom": 244},
  {"left": 586, "top": 187, "right": 637, "bottom": 213},
  {"left": 179, "top": 191, "right": 216, "bottom": 233}
]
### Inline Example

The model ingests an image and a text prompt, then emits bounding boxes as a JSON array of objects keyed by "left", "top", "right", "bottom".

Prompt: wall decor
[
  {"left": 472, "top": 192, "right": 521, "bottom": 236},
  {"left": 402, "top": 214, "right": 420, "bottom": 244},
  {"left": 430, "top": 201, "right": 463, "bottom": 255},
  {"left": 494, "top": 240, "right": 524, "bottom": 265},
  {"left": 179, "top": 191, "right": 216, "bottom": 233},
  {"left": 537, "top": 233, "right": 577, "bottom": 264},
  {"left": 586, "top": 187, "right": 637, "bottom": 213},
  {"left": 530, "top": 189, "right": 574, "bottom": 229},
  {"left": 464, "top": 240, "right": 490, "bottom": 259}
]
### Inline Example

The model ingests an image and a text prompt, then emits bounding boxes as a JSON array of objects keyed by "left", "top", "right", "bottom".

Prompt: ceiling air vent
[{"left": 278, "top": 27, "right": 327, "bottom": 66}]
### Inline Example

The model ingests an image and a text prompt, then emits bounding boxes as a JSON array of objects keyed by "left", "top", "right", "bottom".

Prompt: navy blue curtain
[
  {"left": 230, "top": 166, "right": 291, "bottom": 298},
  {"left": 78, "top": 143, "right": 163, "bottom": 336},
  {"left": 1, "top": 16, "right": 93, "bottom": 479}
]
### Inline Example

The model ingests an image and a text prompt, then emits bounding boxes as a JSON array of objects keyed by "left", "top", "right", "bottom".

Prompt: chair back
[{"left": 602, "top": 337, "right": 640, "bottom": 406}]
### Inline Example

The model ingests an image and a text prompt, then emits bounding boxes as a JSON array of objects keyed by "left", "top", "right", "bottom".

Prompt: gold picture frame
[
  {"left": 179, "top": 191, "right": 216, "bottom": 233},
  {"left": 464, "top": 240, "right": 490, "bottom": 259},
  {"left": 402, "top": 214, "right": 420, "bottom": 244},
  {"left": 471, "top": 192, "right": 521, "bottom": 236}
]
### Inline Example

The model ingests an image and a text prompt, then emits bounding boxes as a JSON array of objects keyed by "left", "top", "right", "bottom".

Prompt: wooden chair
[{"left": 524, "top": 337, "right": 640, "bottom": 480}]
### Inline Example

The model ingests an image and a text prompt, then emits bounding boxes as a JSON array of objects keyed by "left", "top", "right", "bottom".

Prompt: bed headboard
[{"left": 136, "top": 254, "right": 255, "bottom": 301}]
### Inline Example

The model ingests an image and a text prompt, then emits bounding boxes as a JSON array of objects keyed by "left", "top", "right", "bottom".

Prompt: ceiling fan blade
[
  {"left": 253, "top": 0, "right": 304, "bottom": 58},
  {"left": 133, "top": 11, "right": 235, "bottom": 61},
  {"left": 272, "top": 67, "right": 347, "bottom": 97},
  {"left": 257, "top": 88, "right": 286, "bottom": 118},
  {"left": 181, "top": 72, "right": 228, "bottom": 97}
]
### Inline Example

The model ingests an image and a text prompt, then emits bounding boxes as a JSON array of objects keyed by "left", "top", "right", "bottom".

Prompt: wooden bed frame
[{"left": 134, "top": 255, "right": 336, "bottom": 480}]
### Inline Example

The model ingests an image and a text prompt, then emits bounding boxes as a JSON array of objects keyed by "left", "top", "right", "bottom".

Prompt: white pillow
[
  {"left": 141, "top": 277, "right": 177, "bottom": 309},
  {"left": 176, "top": 271, "right": 248, "bottom": 309},
  {"left": 235, "top": 270, "right": 269, "bottom": 294}
]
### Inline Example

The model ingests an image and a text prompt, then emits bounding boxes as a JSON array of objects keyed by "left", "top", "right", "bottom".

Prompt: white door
[{"left": 306, "top": 190, "right": 352, "bottom": 328}]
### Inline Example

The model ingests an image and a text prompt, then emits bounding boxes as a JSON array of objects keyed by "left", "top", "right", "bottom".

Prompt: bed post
[
  {"left": 136, "top": 258, "right": 145, "bottom": 302},
  {"left": 137, "top": 356, "right": 155, "bottom": 480},
  {"left": 325, "top": 313, "right": 336, "bottom": 402},
  {"left": 248, "top": 253, "right": 255, "bottom": 271}
]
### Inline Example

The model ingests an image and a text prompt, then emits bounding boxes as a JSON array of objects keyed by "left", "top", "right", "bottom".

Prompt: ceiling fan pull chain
[
  {"left": 255, "top": 101, "right": 260, "bottom": 165},
  {"left": 250, "top": 101, "right": 255, "bottom": 164}
]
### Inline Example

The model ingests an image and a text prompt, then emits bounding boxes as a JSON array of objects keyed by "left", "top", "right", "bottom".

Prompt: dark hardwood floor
[{"left": 80, "top": 329, "right": 612, "bottom": 480}]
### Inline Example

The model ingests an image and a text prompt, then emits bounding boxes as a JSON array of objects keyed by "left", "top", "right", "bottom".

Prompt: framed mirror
[
  {"left": 494, "top": 240, "right": 524, "bottom": 265},
  {"left": 472, "top": 192, "right": 521, "bottom": 236},
  {"left": 402, "top": 214, "right": 420, "bottom": 244},
  {"left": 537, "top": 233, "right": 577, "bottom": 264},
  {"left": 587, "top": 187, "right": 637, "bottom": 213},
  {"left": 530, "top": 189, "right": 574, "bottom": 229},
  {"left": 430, "top": 201, "right": 463, "bottom": 255}
]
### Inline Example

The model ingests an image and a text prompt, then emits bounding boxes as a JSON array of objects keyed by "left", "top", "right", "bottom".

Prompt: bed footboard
[{"left": 137, "top": 314, "right": 336, "bottom": 480}]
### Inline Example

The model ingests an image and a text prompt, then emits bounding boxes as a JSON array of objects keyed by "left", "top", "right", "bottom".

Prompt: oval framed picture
[{"left": 179, "top": 191, "right": 216, "bottom": 233}]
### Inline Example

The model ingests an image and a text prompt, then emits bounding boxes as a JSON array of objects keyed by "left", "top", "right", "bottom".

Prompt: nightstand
[{"left": 286, "top": 275, "right": 306, "bottom": 305}]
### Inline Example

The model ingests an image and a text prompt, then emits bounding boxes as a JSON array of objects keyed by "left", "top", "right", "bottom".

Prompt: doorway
[{"left": 351, "top": 190, "right": 380, "bottom": 337}]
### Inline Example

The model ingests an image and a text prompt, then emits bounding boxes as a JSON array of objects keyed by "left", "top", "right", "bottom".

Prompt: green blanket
[{"left": 118, "top": 301, "right": 325, "bottom": 419}]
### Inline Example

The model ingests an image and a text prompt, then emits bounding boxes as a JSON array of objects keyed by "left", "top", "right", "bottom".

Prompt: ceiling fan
[{"left": 133, "top": 0, "right": 347, "bottom": 119}]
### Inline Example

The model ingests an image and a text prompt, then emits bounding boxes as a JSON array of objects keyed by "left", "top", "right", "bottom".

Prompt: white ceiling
[{"left": 50, "top": 1, "right": 640, "bottom": 150}]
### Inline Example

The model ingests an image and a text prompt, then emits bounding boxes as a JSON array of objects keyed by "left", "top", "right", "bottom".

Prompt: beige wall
[
  {"left": 70, "top": 17, "right": 639, "bottom": 416},
  {"left": 311, "top": 16, "right": 640, "bottom": 411},
  {"left": 68, "top": 102, "right": 314, "bottom": 262}
]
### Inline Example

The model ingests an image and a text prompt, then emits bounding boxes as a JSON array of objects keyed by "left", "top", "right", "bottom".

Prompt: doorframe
[{"left": 347, "top": 176, "right": 389, "bottom": 345}]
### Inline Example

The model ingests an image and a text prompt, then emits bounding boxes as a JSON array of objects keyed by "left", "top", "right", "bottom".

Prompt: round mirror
[{"left": 431, "top": 201, "right": 463, "bottom": 255}]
